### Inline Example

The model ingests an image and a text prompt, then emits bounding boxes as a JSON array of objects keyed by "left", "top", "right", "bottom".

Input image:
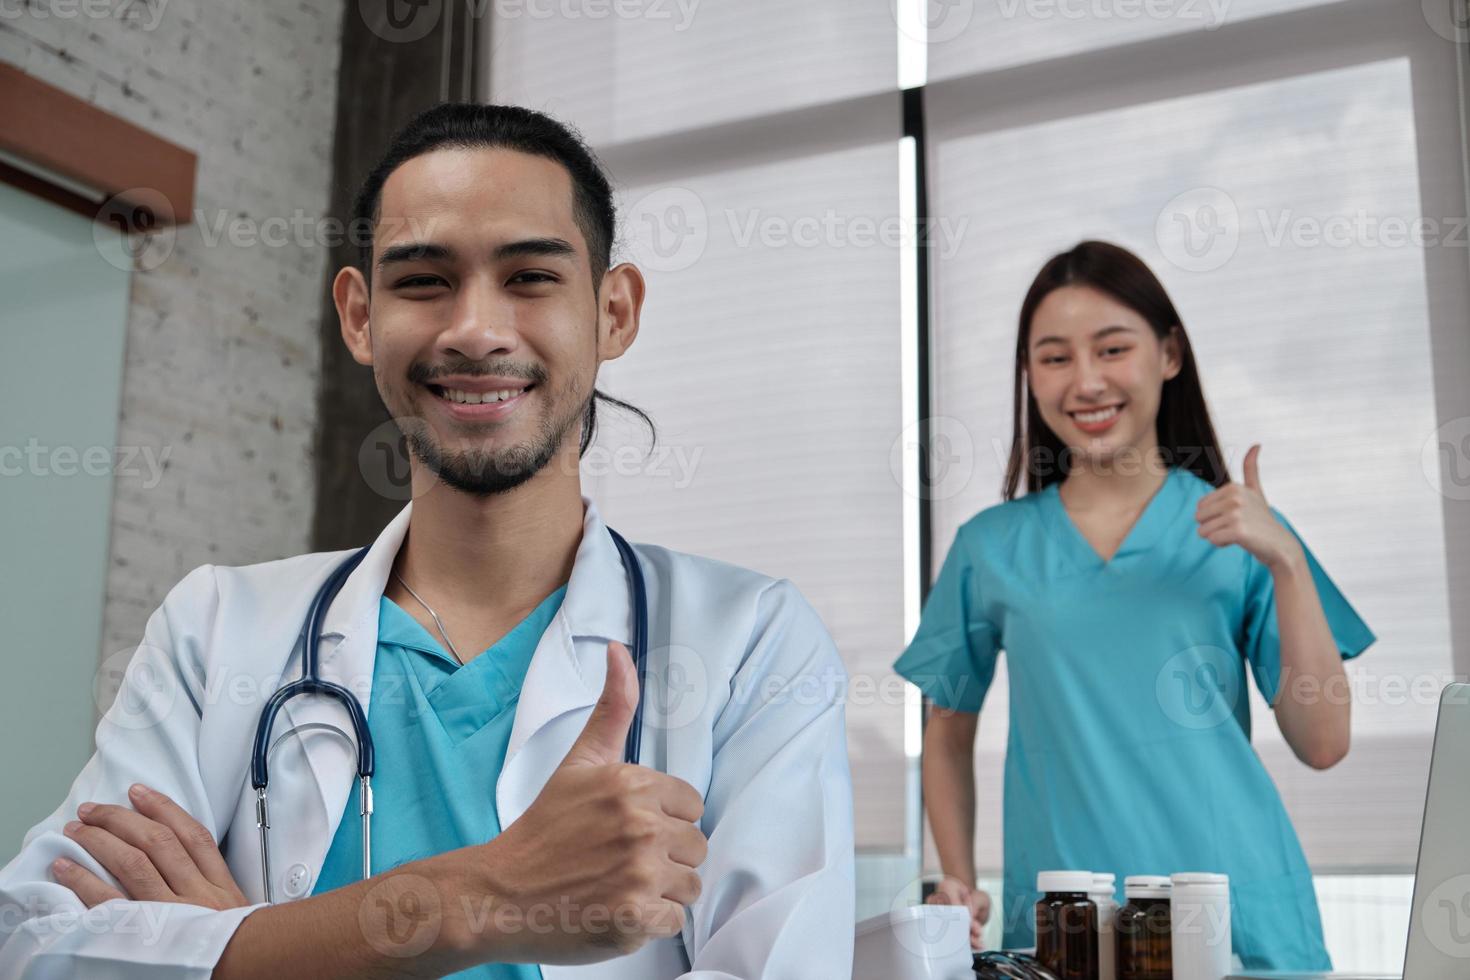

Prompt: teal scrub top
[
  {"left": 311, "top": 585, "right": 568, "bottom": 980},
  {"left": 894, "top": 465, "right": 1375, "bottom": 971}
]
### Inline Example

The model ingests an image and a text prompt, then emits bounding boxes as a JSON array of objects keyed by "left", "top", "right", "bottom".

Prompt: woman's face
[{"left": 1025, "top": 284, "right": 1181, "bottom": 468}]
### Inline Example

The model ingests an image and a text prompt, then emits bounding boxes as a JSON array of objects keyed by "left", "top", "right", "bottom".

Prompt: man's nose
[{"left": 438, "top": 281, "right": 519, "bottom": 359}]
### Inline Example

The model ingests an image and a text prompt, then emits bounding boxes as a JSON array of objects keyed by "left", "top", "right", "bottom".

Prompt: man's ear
[
  {"left": 596, "top": 262, "right": 645, "bottom": 365},
  {"left": 335, "top": 266, "right": 373, "bottom": 366},
  {"left": 1162, "top": 325, "right": 1183, "bottom": 382}
]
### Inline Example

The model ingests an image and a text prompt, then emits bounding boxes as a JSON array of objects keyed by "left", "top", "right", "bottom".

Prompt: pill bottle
[
  {"left": 1116, "top": 875, "right": 1172, "bottom": 980},
  {"left": 1090, "top": 872, "right": 1118, "bottom": 980},
  {"left": 1035, "top": 870, "right": 1098, "bottom": 980},
  {"left": 1170, "top": 872, "right": 1230, "bottom": 980}
]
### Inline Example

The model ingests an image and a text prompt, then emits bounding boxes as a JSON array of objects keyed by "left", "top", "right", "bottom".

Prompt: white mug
[{"left": 853, "top": 905, "right": 974, "bottom": 980}]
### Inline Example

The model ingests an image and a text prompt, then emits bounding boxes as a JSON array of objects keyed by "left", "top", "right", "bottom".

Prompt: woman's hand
[
  {"left": 1194, "top": 444, "right": 1303, "bottom": 571},
  {"left": 1197, "top": 444, "right": 1352, "bottom": 769},
  {"left": 52, "top": 782, "right": 249, "bottom": 910},
  {"left": 926, "top": 874, "right": 990, "bottom": 949}
]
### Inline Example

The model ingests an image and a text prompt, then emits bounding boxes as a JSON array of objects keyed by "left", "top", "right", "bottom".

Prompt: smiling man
[{"left": 0, "top": 103, "right": 856, "bottom": 979}]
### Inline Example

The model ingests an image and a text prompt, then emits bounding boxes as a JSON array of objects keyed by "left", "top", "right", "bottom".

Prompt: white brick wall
[{"left": 0, "top": 0, "right": 344, "bottom": 673}]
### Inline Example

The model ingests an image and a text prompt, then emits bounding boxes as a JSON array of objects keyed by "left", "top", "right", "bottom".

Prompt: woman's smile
[{"left": 1067, "top": 401, "right": 1125, "bottom": 436}]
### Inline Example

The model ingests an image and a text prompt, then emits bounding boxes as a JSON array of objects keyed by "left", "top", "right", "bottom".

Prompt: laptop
[{"left": 1231, "top": 683, "right": 1470, "bottom": 980}]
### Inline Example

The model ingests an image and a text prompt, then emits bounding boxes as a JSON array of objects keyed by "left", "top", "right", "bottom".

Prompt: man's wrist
[
  {"left": 216, "top": 860, "right": 497, "bottom": 980},
  {"left": 417, "top": 846, "right": 504, "bottom": 972}
]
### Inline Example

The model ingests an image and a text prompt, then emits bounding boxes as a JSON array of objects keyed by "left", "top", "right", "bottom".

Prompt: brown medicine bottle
[
  {"left": 1035, "top": 871, "right": 1098, "bottom": 980},
  {"left": 1116, "top": 875, "right": 1173, "bottom": 980}
]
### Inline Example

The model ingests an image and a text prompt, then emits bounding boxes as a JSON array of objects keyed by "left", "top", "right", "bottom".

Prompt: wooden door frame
[{"left": 0, "top": 63, "right": 196, "bottom": 227}]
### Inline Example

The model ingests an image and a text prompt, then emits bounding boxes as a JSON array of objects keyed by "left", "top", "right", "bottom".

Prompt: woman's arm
[
  {"left": 1194, "top": 444, "right": 1350, "bottom": 770},
  {"left": 1262, "top": 547, "right": 1350, "bottom": 769},
  {"left": 922, "top": 706, "right": 989, "bottom": 945},
  {"left": 924, "top": 707, "right": 979, "bottom": 882}
]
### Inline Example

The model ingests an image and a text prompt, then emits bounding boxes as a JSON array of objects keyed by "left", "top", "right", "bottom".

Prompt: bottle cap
[
  {"left": 1037, "top": 871, "right": 1094, "bottom": 894},
  {"left": 1171, "top": 872, "right": 1229, "bottom": 893},
  {"left": 1124, "top": 875, "right": 1172, "bottom": 899}
]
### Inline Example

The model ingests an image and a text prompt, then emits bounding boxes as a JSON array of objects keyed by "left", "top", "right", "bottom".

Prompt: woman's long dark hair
[{"left": 1002, "top": 240, "right": 1228, "bottom": 500}]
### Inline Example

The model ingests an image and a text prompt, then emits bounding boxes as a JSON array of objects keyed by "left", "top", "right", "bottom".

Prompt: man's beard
[{"left": 405, "top": 387, "right": 589, "bottom": 497}]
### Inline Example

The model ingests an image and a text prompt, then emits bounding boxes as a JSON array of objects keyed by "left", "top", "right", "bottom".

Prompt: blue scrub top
[
  {"left": 311, "top": 585, "right": 568, "bottom": 980},
  {"left": 894, "top": 465, "right": 1375, "bottom": 971}
]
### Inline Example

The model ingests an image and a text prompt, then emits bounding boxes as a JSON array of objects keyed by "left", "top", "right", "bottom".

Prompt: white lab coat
[{"left": 0, "top": 496, "right": 856, "bottom": 979}]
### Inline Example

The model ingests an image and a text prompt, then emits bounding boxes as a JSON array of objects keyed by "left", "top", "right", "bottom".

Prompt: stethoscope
[
  {"left": 973, "top": 951, "right": 1060, "bottom": 979},
  {"left": 249, "top": 526, "right": 649, "bottom": 903}
]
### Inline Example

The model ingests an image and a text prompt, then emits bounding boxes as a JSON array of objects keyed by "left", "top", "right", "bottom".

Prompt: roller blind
[
  {"left": 580, "top": 131, "right": 909, "bottom": 848},
  {"left": 924, "top": 4, "right": 1470, "bottom": 871},
  {"left": 486, "top": 6, "right": 912, "bottom": 849},
  {"left": 924, "top": 0, "right": 1361, "bottom": 81},
  {"left": 487, "top": 0, "right": 898, "bottom": 146}
]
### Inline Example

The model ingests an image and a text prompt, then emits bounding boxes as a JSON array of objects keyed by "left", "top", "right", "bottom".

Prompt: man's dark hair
[{"left": 351, "top": 102, "right": 652, "bottom": 456}]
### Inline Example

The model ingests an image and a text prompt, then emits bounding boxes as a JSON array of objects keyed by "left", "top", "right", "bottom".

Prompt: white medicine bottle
[
  {"left": 1170, "top": 872, "right": 1231, "bottom": 980},
  {"left": 1089, "top": 872, "right": 1119, "bottom": 980}
]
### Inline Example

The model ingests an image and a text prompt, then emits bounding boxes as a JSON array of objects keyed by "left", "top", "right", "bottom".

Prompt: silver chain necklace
[{"left": 392, "top": 570, "right": 464, "bottom": 665}]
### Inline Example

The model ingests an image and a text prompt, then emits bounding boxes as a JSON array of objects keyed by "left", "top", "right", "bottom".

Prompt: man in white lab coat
[{"left": 0, "top": 103, "right": 856, "bottom": 978}]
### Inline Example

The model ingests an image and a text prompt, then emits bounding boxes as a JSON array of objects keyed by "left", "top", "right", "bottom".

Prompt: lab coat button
[{"left": 282, "top": 863, "right": 312, "bottom": 898}]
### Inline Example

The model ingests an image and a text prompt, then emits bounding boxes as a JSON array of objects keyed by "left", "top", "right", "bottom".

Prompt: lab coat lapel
[
  {"left": 261, "top": 502, "right": 411, "bottom": 897},
  {"left": 497, "top": 496, "right": 635, "bottom": 829}
]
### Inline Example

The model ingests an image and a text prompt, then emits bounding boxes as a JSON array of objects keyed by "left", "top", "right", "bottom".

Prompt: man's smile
[{"left": 425, "top": 376, "right": 536, "bottom": 420}]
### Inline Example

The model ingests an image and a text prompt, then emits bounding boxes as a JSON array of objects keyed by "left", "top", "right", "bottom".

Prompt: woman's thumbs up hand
[
  {"left": 1242, "top": 442, "right": 1265, "bottom": 494},
  {"left": 1194, "top": 444, "right": 1304, "bottom": 572}
]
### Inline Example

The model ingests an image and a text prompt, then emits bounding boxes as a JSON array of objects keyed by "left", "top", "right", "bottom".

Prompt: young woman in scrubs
[{"left": 894, "top": 240, "right": 1375, "bottom": 971}]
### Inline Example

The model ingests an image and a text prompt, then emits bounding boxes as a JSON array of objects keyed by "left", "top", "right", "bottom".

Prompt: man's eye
[
  {"left": 1102, "top": 346, "right": 1131, "bottom": 357},
  {"left": 395, "top": 274, "right": 445, "bottom": 289},
  {"left": 511, "top": 271, "right": 558, "bottom": 285}
]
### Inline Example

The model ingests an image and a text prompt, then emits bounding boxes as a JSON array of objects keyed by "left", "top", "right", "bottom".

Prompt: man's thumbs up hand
[
  {"left": 469, "top": 642, "right": 707, "bottom": 965},
  {"left": 561, "top": 643, "right": 638, "bottom": 769}
]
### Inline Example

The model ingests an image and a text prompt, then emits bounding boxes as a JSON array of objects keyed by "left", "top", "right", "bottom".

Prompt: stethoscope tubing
[{"left": 249, "top": 526, "right": 647, "bottom": 903}]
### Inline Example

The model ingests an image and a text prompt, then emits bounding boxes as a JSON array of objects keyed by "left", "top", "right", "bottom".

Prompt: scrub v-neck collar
[
  {"left": 377, "top": 587, "right": 568, "bottom": 745},
  {"left": 377, "top": 587, "right": 566, "bottom": 696},
  {"left": 1042, "top": 465, "right": 1181, "bottom": 569}
]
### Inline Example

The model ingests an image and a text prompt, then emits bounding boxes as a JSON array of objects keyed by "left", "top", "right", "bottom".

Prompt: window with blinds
[
  {"left": 924, "top": 1, "right": 1469, "bottom": 872},
  {"left": 482, "top": 0, "right": 1470, "bottom": 884}
]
